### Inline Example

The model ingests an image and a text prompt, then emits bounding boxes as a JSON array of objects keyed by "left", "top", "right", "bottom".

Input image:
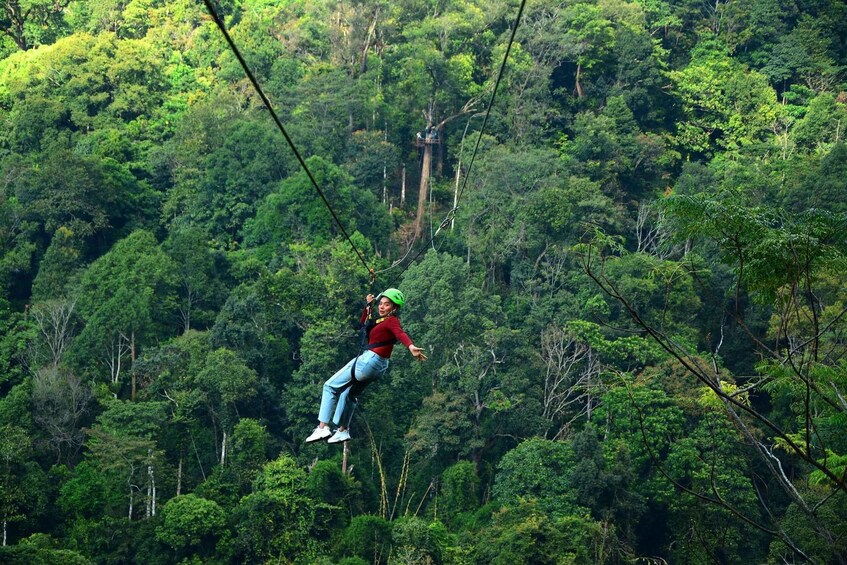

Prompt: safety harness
[
  {"left": 360, "top": 315, "right": 398, "bottom": 352},
  {"left": 350, "top": 306, "right": 397, "bottom": 384},
  {"left": 346, "top": 308, "right": 398, "bottom": 405}
]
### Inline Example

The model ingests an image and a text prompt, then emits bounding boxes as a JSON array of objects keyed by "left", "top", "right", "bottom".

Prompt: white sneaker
[
  {"left": 327, "top": 429, "right": 351, "bottom": 443},
  {"left": 305, "top": 426, "right": 332, "bottom": 443}
]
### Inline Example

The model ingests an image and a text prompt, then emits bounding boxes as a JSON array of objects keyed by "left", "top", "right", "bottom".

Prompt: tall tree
[
  {"left": 163, "top": 227, "right": 227, "bottom": 334},
  {"left": 560, "top": 1, "right": 615, "bottom": 98},
  {"left": 0, "top": 0, "right": 69, "bottom": 50},
  {"left": 84, "top": 400, "right": 169, "bottom": 520},
  {"left": 156, "top": 493, "right": 226, "bottom": 562},
  {"left": 73, "top": 230, "right": 178, "bottom": 399},
  {"left": 669, "top": 37, "right": 783, "bottom": 155}
]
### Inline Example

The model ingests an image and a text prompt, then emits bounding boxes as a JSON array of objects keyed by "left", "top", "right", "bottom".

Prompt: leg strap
[{"left": 347, "top": 353, "right": 371, "bottom": 399}]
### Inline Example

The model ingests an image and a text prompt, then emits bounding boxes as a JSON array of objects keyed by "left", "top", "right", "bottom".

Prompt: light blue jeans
[{"left": 319, "top": 350, "right": 389, "bottom": 428}]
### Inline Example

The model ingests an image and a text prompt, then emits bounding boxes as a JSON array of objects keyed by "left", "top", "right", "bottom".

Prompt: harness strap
[
  {"left": 366, "top": 339, "right": 397, "bottom": 351},
  {"left": 344, "top": 354, "right": 371, "bottom": 410},
  {"left": 347, "top": 310, "right": 397, "bottom": 394},
  {"left": 350, "top": 354, "right": 361, "bottom": 383}
]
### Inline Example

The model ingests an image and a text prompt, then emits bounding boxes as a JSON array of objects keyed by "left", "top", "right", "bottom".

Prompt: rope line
[
  {"left": 455, "top": 0, "right": 527, "bottom": 205},
  {"left": 201, "top": 0, "right": 374, "bottom": 279},
  {"left": 389, "top": 0, "right": 528, "bottom": 275}
]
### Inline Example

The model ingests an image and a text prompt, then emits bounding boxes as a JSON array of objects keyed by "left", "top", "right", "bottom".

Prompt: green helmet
[{"left": 381, "top": 288, "right": 405, "bottom": 308}]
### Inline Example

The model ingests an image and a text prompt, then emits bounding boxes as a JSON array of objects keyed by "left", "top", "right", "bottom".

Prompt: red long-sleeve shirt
[{"left": 359, "top": 309, "right": 413, "bottom": 358}]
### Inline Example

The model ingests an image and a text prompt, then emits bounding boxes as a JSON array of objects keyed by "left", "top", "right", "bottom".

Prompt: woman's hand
[
  {"left": 409, "top": 345, "right": 427, "bottom": 361},
  {"left": 366, "top": 294, "right": 375, "bottom": 304}
]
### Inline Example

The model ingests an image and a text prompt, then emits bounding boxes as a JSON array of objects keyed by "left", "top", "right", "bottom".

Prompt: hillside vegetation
[{"left": 1, "top": 0, "right": 846, "bottom": 562}]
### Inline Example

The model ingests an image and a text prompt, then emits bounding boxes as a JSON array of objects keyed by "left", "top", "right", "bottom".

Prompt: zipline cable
[
  {"left": 201, "top": 0, "right": 374, "bottom": 279},
  {"left": 383, "top": 0, "right": 528, "bottom": 276},
  {"left": 454, "top": 0, "right": 527, "bottom": 206}
]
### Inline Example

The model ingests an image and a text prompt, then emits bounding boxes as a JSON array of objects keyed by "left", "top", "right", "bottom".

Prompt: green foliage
[
  {"left": 156, "top": 494, "right": 226, "bottom": 560},
  {"left": 63, "top": 515, "right": 166, "bottom": 565},
  {"left": 0, "top": 0, "right": 71, "bottom": 51},
  {"left": 663, "top": 192, "right": 847, "bottom": 304},
  {"left": 306, "top": 459, "right": 363, "bottom": 533},
  {"left": 0, "top": 545, "right": 92, "bottom": 565},
  {"left": 570, "top": 424, "right": 643, "bottom": 529},
  {"left": 0, "top": 302, "right": 32, "bottom": 391},
  {"left": 492, "top": 437, "right": 578, "bottom": 516},
  {"left": 30, "top": 367, "right": 92, "bottom": 462},
  {"left": 59, "top": 460, "right": 125, "bottom": 519},
  {"left": 157, "top": 104, "right": 289, "bottom": 245},
  {"left": 759, "top": 13, "right": 845, "bottom": 94},
  {"left": 78, "top": 401, "right": 167, "bottom": 519},
  {"left": 769, "top": 487, "right": 847, "bottom": 564},
  {"left": 335, "top": 514, "right": 392, "bottom": 564},
  {"left": 608, "top": 26, "right": 669, "bottom": 125},
  {"left": 384, "top": 0, "right": 489, "bottom": 131},
  {"left": 390, "top": 517, "right": 446, "bottom": 564},
  {"left": 602, "top": 251, "right": 703, "bottom": 342},
  {"left": 229, "top": 418, "right": 268, "bottom": 478},
  {"left": 660, "top": 414, "right": 766, "bottom": 562},
  {"left": 13, "top": 150, "right": 156, "bottom": 258},
  {"left": 560, "top": 96, "right": 670, "bottom": 202},
  {"left": 792, "top": 94, "right": 847, "bottom": 151},
  {"left": 786, "top": 142, "right": 847, "bottom": 214},
  {"left": 245, "top": 155, "right": 391, "bottom": 255},
  {"left": 30, "top": 227, "right": 84, "bottom": 300},
  {"left": 399, "top": 251, "right": 530, "bottom": 467},
  {"left": 209, "top": 281, "right": 292, "bottom": 382},
  {"left": 669, "top": 36, "right": 783, "bottom": 154},
  {"left": 440, "top": 460, "right": 480, "bottom": 526},
  {"left": 163, "top": 226, "right": 229, "bottom": 332},
  {"left": 0, "top": 423, "right": 48, "bottom": 542},
  {"left": 471, "top": 500, "right": 602, "bottom": 565},
  {"left": 459, "top": 145, "right": 567, "bottom": 264},
  {"left": 196, "top": 347, "right": 258, "bottom": 431},
  {"left": 561, "top": 2, "right": 616, "bottom": 86},
  {"left": 71, "top": 230, "right": 178, "bottom": 390},
  {"left": 1, "top": 32, "right": 169, "bottom": 144},
  {"left": 566, "top": 319, "right": 663, "bottom": 370},
  {"left": 593, "top": 380, "right": 685, "bottom": 477},
  {"left": 227, "top": 455, "right": 320, "bottom": 563},
  {"left": 343, "top": 129, "right": 400, "bottom": 199}
]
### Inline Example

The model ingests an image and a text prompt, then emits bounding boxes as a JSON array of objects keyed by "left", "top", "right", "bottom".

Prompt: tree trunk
[
  {"left": 415, "top": 143, "right": 432, "bottom": 238},
  {"left": 359, "top": 8, "right": 380, "bottom": 75},
  {"left": 401, "top": 163, "right": 406, "bottom": 205},
  {"left": 452, "top": 163, "right": 461, "bottom": 231},
  {"left": 151, "top": 454, "right": 157, "bottom": 517},
  {"left": 176, "top": 454, "right": 183, "bottom": 496},
  {"left": 146, "top": 449, "right": 154, "bottom": 518},
  {"left": 220, "top": 430, "right": 227, "bottom": 467},
  {"left": 130, "top": 332, "right": 137, "bottom": 401},
  {"left": 182, "top": 284, "right": 193, "bottom": 334},
  {"left": 575, "top": 63, "right": 584, "bottom": 98},
  {"left": 3, "top": 3, "right": 29, "bottom": 51},
  {"left": 437, "top": 129, "right": 444, "bottom": 175},
  {"left": 30, "top": 298, "right": 77, "bottom": 368}
]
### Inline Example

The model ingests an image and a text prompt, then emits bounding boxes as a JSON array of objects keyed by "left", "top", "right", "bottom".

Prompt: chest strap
[{"left": 366, "top": 339, "right": 397, "bottom": 351}]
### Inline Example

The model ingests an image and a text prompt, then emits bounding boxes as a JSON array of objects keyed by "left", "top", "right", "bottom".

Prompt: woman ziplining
[
  {"left": 199, "top": 0, "right": 525, "bottom": 444},
  {"left": 305, "top": 288, "right": 427, "bottom": 444}
]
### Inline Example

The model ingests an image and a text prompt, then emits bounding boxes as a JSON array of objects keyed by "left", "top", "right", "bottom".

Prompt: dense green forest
[{"left": 1, "top": 0, "right": 846, "bottom": 562}]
